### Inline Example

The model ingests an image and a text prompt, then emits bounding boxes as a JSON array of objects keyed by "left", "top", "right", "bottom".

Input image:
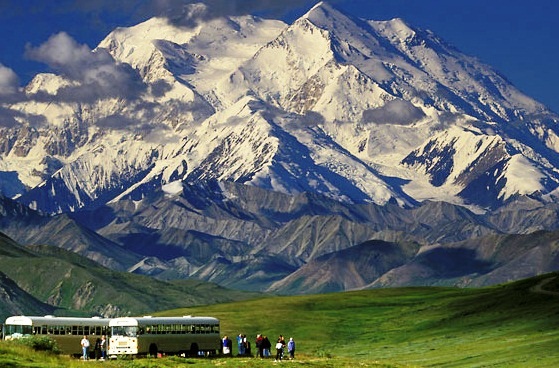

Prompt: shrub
[{"left": 16, "top": 336, "right": 60, "bottom": 354}]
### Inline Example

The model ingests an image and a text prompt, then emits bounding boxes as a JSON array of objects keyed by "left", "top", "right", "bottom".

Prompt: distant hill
[
  {"left": 369, "top": 230, "right": 559, "bottom": 288},
  {"left": 0, "top": 271, "right": 55, "bottom": 322},
  {"left": 0, "top": 233, "right": 54, "bottom": 318},
  {"left": 0, "top": 232, "right": 260, "bottom": 321},
  {"left": 3, "top": 187, "right": 559, "bottom": 295},
  {"left": 267, "top": 239, "right": 421, "bottom": 294}
]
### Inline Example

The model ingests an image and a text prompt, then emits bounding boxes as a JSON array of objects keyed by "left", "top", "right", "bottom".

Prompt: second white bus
[{"left": 108, "top": 316, "right": 220, "bottom": 357}]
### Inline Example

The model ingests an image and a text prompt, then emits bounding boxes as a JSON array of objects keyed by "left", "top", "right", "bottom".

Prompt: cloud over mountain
[
  {"left": 362, "top": 99, "right": 425, "bottom": 125},
  {"left": 0, "top": 64, "right": 19, "bottom": 96},
  {"left": 25, "top": 32, "right": 147, "bottom": 102}
]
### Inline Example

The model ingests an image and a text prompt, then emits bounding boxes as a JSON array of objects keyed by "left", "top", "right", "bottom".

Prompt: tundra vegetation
[{"left": 2, "top": 273, "right": 559, "bottom": 367}]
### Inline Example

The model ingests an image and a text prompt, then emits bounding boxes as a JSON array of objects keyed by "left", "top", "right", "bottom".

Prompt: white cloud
[
  {"left": 0, "top": 63, "right": 19, "bottom": 95},
  {"left": 25, "top": 32, "right": 146, "bottom": 102},
  {"left": 363, "top": 99, "right": 425, "bottom": 125}
]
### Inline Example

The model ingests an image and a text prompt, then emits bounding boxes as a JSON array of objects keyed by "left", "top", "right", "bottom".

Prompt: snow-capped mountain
[{"left": 1, "top": 1, "right": 559, "bottom": 214}]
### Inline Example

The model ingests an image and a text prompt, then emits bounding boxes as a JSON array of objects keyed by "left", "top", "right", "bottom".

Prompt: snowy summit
[{"left": 0, "top": 1, "right": 557, "bottom": 214}]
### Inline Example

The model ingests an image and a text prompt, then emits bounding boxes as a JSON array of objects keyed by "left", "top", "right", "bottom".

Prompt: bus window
[{"left": 112, "top": 326, "right": 138, "bottom": 337}]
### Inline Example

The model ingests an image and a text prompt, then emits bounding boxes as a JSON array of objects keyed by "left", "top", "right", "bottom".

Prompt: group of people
[
  {"left": 222, "top": 333, "right": 295, "bottom": 361},
  {"left": 80, "top": 335, "right": 107, "bottom": 361},
  {"left": 272, "top": 335, "right": 296, "bottom": 361}
]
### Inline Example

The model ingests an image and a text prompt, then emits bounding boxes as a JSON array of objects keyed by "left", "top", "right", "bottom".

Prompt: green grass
[{"left": 3, "top": 273, "right": 559, "bottom": 367}]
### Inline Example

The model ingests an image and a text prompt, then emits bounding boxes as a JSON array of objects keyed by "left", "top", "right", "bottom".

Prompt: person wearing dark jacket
[
  {"left": 275, "top": 338, "right": 284, "bottom": 361},
  {"left": 94, "top": 338, "right": 101, "bottom": 360},
  {"left": 256, "top": 334, "right": 263, "bottom": 358},
  {"left": 227, "top": 336, "right": 233, "bottom": 355},
  {"left": 262, "top": 335, "right": 271, "bottom": 357}
]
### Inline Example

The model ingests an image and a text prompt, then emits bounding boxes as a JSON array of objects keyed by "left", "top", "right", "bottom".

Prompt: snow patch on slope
[
  {"left": 499, "top": 155, "right": 545, "bottom": 200},
  {"left": 162, "top": 180, "right": 184, "bottom": 196}
]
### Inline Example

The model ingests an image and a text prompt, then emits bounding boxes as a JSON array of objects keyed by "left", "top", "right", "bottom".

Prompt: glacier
[{"left": 0, "top": 1, "right": 558, "bottom": 214}]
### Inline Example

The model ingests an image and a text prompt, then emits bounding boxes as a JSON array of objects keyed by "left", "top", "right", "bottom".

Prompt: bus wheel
[
  {"left": 149, "top": 343, "right": 158, "bottom": 357},
  {"left": 189, "top": 343, "right": 199, "bottom": 357}
]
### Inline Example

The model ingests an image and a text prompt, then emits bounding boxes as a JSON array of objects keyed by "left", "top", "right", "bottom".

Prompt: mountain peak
[
  {"left": 306, "top": 1, "right": 328, "bottom": 14},
  {"left": 2, "top": 2, "right": 559, "bottom": 214},
  {"left": 303, "top": 1, "right": 354, "bottom": 27}
]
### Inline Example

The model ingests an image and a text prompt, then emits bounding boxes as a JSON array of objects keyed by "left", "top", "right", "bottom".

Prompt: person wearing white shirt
[{"left": 81, "top": 335, "right": 90, "bottom": 360}]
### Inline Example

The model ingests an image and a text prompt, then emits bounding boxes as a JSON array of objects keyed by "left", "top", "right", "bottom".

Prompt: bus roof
[
  {"left": 5, "top": 316, "right": 110, "bottom": 326},
  {"left": 109, "top": 316, "right": 219, "bottom": 327}
]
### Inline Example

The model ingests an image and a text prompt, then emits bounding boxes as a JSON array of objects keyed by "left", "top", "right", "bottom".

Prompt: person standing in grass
[
  {"left": 243, "top": 334, "right": 251, "bottom": 356},
  {"left": 287, "top": 337, "right": 295, "bottom": 359},
  {"left": 94, "top": 337, "right": 101, "bottom": 360},
  {"left": 100, "top": 335, "right": 107, "bottom": 360},
  {"left": 237, "top": 334, "right": 245, "bottom": 355},
  {"left": 279, "top": 335, "right": 286, "bottom": 359},
  {"left": 275, "top": 338, "right": 284, "bottom": 361},
  {"left": 262, "top": 335, "right": 271, "bottom": 357},
  {"left": 80, "top": 335, "right": 90, "bottom": 360},
  {"left": 222, "top": 335, "right": 231, "bottom": 355},
  {"left": 256, "top": 334, "right": 263, "bottom": 358}
]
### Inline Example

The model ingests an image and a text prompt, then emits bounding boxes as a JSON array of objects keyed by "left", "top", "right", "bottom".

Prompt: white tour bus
[
  {"left": 108, "top": 316, "right": 220, "bottom": 357},
  {"left": 3, "top": 315, "right": 110, "bottom": 356}
]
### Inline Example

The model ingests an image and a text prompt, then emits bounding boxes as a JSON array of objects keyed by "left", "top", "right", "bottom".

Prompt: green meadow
[{"left": 3, "top": 273, "right": 559, "bottom": 367}]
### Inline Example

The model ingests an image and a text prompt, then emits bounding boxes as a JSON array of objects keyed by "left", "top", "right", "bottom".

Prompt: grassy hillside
[
  {"left": 3, "top": 272, "right": 559, "bottom": 367},
  {"left": 0, "top": 242, "right": 260, "bottom": 319},
  {"left": 173, "top": 274, "right": 559, "bottom": 367}
]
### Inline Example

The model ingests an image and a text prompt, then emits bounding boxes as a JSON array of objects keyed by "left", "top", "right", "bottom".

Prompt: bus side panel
[
  {"left": 47, "top": 335, "right": 86, "bottom": 356},
  {"left": 137, "top": 334, "right": 220, "bottom": 355},
  {"left": 138, "top": 334, "right": 190, "bottom": 355}
]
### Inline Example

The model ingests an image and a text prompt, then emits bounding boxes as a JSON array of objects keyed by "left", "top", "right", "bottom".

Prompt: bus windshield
[
  {"left": 5, "top": 324, "right": 33, "bottom": 337},
  {"left": 111, "top": 326, "right": 138, "bottom": 337}
]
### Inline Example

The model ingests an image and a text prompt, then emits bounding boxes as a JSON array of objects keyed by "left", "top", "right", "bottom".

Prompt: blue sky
[{"left": 0, "top": 0, "right": 557, "bottom": 113}]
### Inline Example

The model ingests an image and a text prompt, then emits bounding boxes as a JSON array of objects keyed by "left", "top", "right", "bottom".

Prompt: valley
[{"left": 3, "top": 273, "right": 559, "bottom": 367}]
